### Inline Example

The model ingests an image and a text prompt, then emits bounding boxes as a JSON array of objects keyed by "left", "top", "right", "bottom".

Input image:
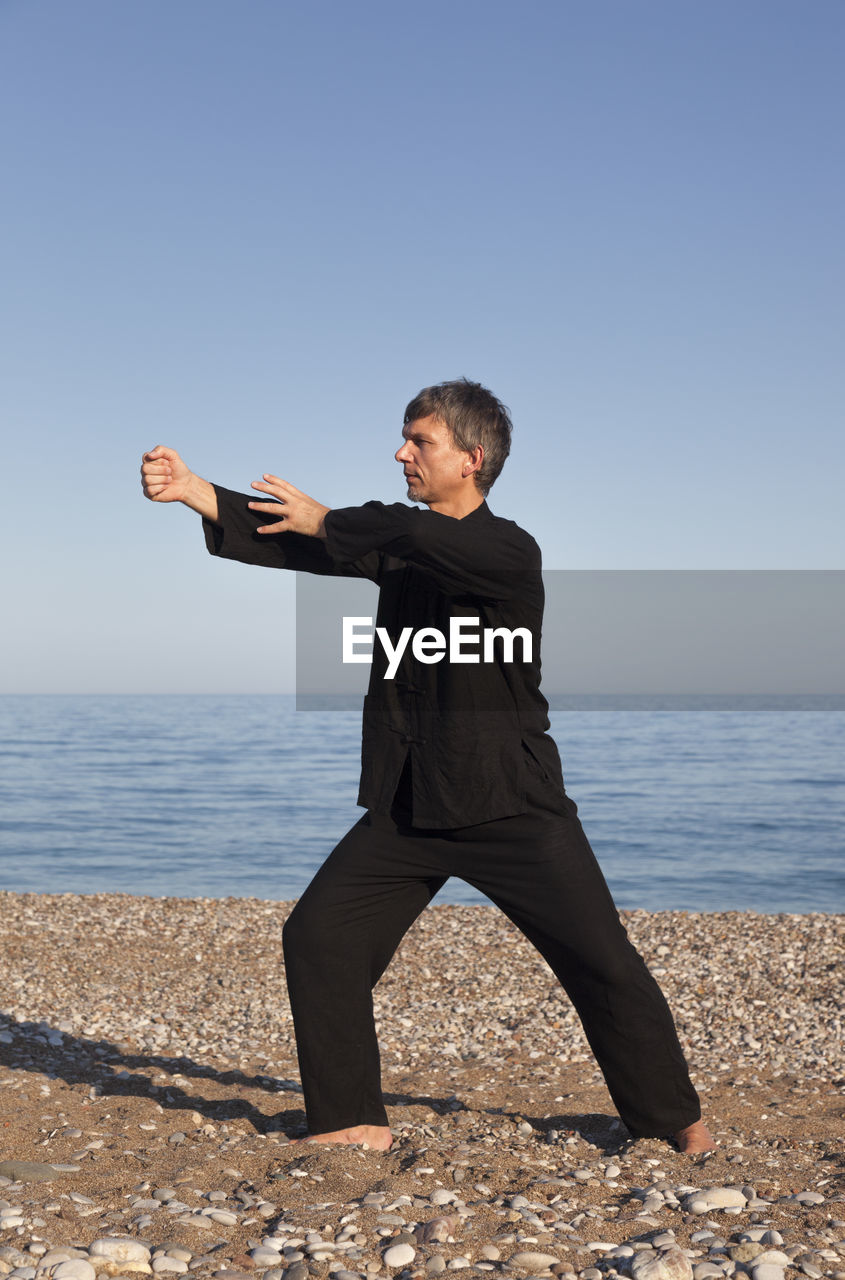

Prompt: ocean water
[{"left": 0, "top": 695, "right": 842, "bottom": 912}]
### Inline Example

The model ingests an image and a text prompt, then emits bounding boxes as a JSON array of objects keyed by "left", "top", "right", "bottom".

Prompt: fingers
[
  {"left": 141, "top": 461, "right": 172, "bottom": 498},
  {"left": 141, "top": 447, "right": 174, "bottom": 501},
  {"left": 252, "top": 475, "right": 306, "bottom": 498}
]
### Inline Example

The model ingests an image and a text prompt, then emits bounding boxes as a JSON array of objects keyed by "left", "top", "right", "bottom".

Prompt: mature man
[{"left": 141, "top": 379, "right": 714, "bottom": 1154}]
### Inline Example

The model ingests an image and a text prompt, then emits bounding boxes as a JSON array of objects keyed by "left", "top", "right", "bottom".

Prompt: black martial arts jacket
[{"left": 203, "top": 485, "right": 565, "bottom": 828}]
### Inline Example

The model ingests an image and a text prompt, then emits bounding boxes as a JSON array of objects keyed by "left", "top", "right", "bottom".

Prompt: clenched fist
[
  {"left": 140, "top": 445, "right": 193, "bottom": 502},
  {"left": 140, "top": 446, "right": 218, "bottom": 522}
]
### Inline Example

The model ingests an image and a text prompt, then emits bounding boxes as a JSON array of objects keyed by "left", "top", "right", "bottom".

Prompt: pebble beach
[{"left": 0, "top": 894, "right": 842, "bottom": 1280}]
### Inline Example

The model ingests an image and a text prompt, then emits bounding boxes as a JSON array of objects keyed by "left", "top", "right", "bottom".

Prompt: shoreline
[{"left": 1, "top": 894, "right": 843, "bottom": 1280}]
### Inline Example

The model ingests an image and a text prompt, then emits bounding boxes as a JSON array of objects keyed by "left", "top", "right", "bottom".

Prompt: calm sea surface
[{"left": 0, "top": 695, "right": 842, "bottom": 912}]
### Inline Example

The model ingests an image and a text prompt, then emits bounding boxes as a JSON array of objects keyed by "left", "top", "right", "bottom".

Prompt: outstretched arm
[{"left": 140, "top": 445, "right": 219, "bottom": 522}]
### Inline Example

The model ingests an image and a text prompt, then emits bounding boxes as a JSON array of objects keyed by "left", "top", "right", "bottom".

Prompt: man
[{"left": 141, "top": 378, "right": 714, "bottom": 1154}]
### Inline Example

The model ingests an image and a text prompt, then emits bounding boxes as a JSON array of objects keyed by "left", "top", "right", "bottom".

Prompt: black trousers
[{"left": 282, "top": 757, "right": 701, "bottom": 1138}]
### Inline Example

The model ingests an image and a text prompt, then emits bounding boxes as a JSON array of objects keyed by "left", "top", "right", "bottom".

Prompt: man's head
[{"left": 398, "top": 379, "right": 512, "bottom": 503}]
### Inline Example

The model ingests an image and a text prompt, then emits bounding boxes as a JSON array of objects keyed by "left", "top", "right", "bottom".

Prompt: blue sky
[{"left": 2, "top": 0, "right": 842, "bottom": 693}]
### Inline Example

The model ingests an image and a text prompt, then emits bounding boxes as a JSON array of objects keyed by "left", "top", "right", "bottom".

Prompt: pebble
[
  {"left": 281, "top": 1265, "right": 307, "bottom": 1280},
  {"left": 0, "top": 1163, "right": 57, "bottom": 1183},
  {"left": 630, "top": 1249, "right": 694, "bottom": 1280},
  {"left": 683, "top": 1188, "right": 747, "bottom": 1214},
  {"left": 382, "top": 1244, "right": 415, "bottom": 1268},
  {"left": 506, "top": 1251, "right": 560, "bottom": 1272},
  {"left": 751, "top": 1267, "right": 786, "bottom": 1280},
  {"left": 51, "top": 1264, "right": 96, "bottom": 1280},
  {"left": 247, "top": 1252, "right": 282, "bottom": 1268},
  {"left": 89, "top": 1242, "right": 151, "bottom": 1264}
]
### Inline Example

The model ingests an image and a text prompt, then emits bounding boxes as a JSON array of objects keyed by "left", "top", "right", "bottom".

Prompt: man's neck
[{"left": 425, "top": 491, "right": 486, "bottom": 520}]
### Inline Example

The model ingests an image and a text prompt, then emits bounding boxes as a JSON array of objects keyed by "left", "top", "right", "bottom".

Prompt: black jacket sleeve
[
  {"left": 323, "top": 501, "right": 539, "bottom": 599},
  {"left": 202, "top": 485, "right": 383, "bottom": 582}
]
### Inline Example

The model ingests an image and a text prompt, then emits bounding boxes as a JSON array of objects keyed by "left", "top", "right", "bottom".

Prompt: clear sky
[{"left": 2, "top": 0, "right": 842, "bottom": 693}]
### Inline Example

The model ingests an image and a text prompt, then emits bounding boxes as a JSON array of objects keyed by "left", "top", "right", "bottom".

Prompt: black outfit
[{"left": 203, "top": 485, "right": 702, "bottom": 1138}]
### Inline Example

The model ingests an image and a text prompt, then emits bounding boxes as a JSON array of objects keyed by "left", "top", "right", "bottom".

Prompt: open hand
[{"left": 249, "top": 474, "right": 331, "bottom": 538}]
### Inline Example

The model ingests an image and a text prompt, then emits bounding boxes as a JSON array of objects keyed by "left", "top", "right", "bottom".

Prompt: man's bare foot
[
  {"left": 674, "top": 1119, "right": 716, "bottom": 1153},
  {"left": 292, "top": 1124, "right": 392, "bottom": 1150}
]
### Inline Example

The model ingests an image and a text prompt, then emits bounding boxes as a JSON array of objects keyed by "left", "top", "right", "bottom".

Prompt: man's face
[{"left": 395, "top": 414, "right": 474, "bottom": 505}]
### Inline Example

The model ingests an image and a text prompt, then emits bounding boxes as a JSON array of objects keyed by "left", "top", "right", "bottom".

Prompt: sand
[{"left": 0, "top": 894, "right": 843, "bottom": 1279}]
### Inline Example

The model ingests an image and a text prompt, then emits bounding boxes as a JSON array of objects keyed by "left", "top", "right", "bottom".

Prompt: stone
[
  {"left": 383, "top": 1244, "right": 415, "bottom": 1269},
  {"left": 683, "top": 1188, "right": 747, "bottom": 1214},
  {"left": 89, "top": 1244, "right": 151, "bottom": 1265},
  {"left": 0, "top": 1162, "right": 57, "bottom": 1183},
  {"left": 51, "top": 1265, "right": 96, "bottom": 1280},
  {"left": 731, "top": 1243, "right": 764, "bottom": 1263},
  {"left": 630, "top": 1247, "right": 694, "bottom": 1280},
  {"left": 415, "top": 1217, "right": 457, "bottom": 1245},
  {"left": 88, "top": 1263, "right": 152, "bottom": 1277},
  {"left": 506, "top": 1252, "right": 560, "bottom": 1273},
  {"left": 247, "top": 1252, "right": 282, "bottom": 1269}
]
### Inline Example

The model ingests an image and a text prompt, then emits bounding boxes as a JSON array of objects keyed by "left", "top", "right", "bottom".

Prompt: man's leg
[
  {"left": 282, "top": 809, "right": 446, "bottom": 1142},
  {"left": 449, "top": 771, "right": 710, "bottom": 1146}
]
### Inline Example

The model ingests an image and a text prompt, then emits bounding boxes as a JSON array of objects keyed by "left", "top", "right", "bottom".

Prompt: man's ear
[{"left": 462, "top": 445, "right": 484, "bottom": 477}]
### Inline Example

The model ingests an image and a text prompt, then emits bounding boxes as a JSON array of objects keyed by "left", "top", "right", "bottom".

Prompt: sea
[{"left": 0, "top": 694, "right": 843, "bottom": 913}]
